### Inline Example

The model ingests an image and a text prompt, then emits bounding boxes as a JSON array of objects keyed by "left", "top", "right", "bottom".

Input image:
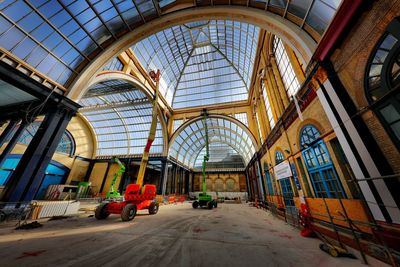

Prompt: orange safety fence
[
  {"left": 176, "top": 195, "right": 187, "bottom": 203},
  {"left": 160, "top": 194, "right": 188, "bottom": 204},
  {"left": 293, "top": 197, "right": 373, "bottom": 234},
  {"left": 266, "top": 195, "right": 285, "bottom": 209}
]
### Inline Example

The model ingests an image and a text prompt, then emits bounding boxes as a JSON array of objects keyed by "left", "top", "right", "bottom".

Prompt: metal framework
[
  {"left": 132, "top": 20, "right": 259, "bottom": 108},
  {"left": 79, "top": 79, "right": 164, "bottom": 157},
  {"left": 169, "top": 116, "right": 256, "bottom": 169},
  {"left": 0, "top": 0, "right": 342, "bottom": 89}
]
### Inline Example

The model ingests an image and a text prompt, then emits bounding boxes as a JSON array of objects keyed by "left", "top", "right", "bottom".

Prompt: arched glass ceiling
[
  {"left": 78, "top": 79, "right": 163, "bottom": 158},
  {"left": 0, "top": 1, "right": 342, "bottom": 88},
  {"left": 131, "top": 20, "right": 260, "bottom": 108},
  {"left": 193, "top": 143, "right": 245, "bottom": 170},
  {"left": 169, "top": 117, "right": 256, "bottom": 169}
]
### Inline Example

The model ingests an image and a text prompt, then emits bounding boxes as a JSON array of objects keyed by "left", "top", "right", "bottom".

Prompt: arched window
[
  {"left": 215, "top": 178, "right": 224, "bottom": 192},
  {"left": 299, "top": 125, "right": 346, "bottom": 198},
  {"left": 206, "top": 178, "right": 212, "bottom": 191},
  {"left": 261, "top": 80, "right": 275, "bottom": 129},
  {"left": 365, "top": 17, "right": 400, "bottom": 149},
  {"left": 57, "top": 131, "right": 75, "bottom": 156},
  {"left": 256, "top": 113, "right": 263, "bottom": 142},
  {"left": 9, "top": 122, "right": 75, "bottom": 156},
  {"left": 275, "top": 150, "right": 284, "bottom": 164},
  {"left": 226, "top": 178, "right": 235, "bottom": 192},
  {"left": 264, "top": 163, "right": 274, "bottom": 195},
  {"left": 300, "top": 125, "right": 321, "bottom": 149},
  {"left": 273, "top": 36, "right": 301, "bottom": 97}
]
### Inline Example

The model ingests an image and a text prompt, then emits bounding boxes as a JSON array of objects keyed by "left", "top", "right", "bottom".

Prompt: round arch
[
  {"left": 67, "top": 7, "right": 317, "bottom": 101},
  {"left": 295, "top": 119, "right": 325, "bottom": 151},
  {"left": 80, "top": 72, "right": 169, "bottom": 157},
  {"left": 169, "top": 114, "right": 259, "bottom": 168}
]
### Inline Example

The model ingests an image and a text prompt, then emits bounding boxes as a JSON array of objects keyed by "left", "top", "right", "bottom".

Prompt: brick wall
[{"left": 330, "top": 0, "right": 400, "bottom": 173}]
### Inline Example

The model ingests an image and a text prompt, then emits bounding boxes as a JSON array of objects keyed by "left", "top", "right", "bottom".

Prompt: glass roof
[
  {"left": 132, "top": 20, "right": 259, "bottom": 108},
  {"left": 169, "top": 116, "right": 256, "bottom": 169},
  {"left": 79, "top": 79, "right": 164, "bottom": 158},
  {"left": 193, "top": 143, "right": 245, "bottom": 170},
  {"left": 0, "top": 1, "right": 341, "bottom": 89}
]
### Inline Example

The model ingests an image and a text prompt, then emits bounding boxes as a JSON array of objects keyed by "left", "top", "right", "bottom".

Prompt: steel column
[
  {"left": 0, "top": 119, "right": 19, "bottom": 148},
  {"left": 0, "top": 120, "right": 27, "bottom": 168},
  {"left": 1, "top": 106, "right": 75, "bottom": 202},
  {"left": 158, "top": 158, "right": 167, "bottom": 195}
]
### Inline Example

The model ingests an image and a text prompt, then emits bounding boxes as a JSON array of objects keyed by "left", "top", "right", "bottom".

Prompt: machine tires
[
  {"left": 149, "top": 202, "right": 159, "bottom": 215},
  {"left": 214, "top": 200, "right": 218, "bottom": 208},
  {"left": 0, "top": 210, "right": 6, "bottom": 222},
  {"left": 95, "top": 203, "right": 110, "bottom": 220},
  {"left": 121, "top": 204, "right": 137, "bottom": 221},
  {"left": 207, "top": 201, "right": 213, "bottom": 210},
  {"left": 192, "top": 201, "right": 199, "bottom": 209}
]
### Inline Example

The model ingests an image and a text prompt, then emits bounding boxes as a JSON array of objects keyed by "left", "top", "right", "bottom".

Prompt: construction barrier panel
[
  {"left": 30, "top": 201, "right": 80, "bottom": 219},
  {"left": 293, "top": 197, "right": 373, "bottom": 234}
]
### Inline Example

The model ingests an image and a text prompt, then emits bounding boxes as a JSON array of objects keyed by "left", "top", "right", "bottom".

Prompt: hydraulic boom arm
[
  {"left": 106, "top": 157, "right": 125, "bottom": 198},
  {"left": 135, "top": 69, "right": 160, "bottom": 187},
  {"left": 202, "top": 109, "right": 209, "bottom": 194}
]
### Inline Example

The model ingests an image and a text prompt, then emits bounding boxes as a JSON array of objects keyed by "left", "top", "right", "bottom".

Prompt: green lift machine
[
  {"left": 105, "top": 157, "right": 125, "bottom": 199},
  {"left": 192, "top": 110, "right": 218, "bottom": 210}
]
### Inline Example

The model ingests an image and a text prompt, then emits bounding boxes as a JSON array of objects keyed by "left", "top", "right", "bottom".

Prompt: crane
[
  {"left": 192, "top": 109, "right": 218, "bottom": 209},
  {"left": 95, "top": 70, "right": 161, "bottom": 221}
]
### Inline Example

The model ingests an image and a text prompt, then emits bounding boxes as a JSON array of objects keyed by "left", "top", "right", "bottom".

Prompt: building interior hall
[{"left": 0, "top": 0, "right": 399, "bottom": 266}]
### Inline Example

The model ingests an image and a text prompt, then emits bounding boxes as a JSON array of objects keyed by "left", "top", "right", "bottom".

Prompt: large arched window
[
  {"left": 261, "top": 80, "right": 275, "bottom": 129},
  {"left": 299, "top": 125, "right": 346, "bottom": 199},
  {"left": 8, "top": 122, "right": 75, "bottom": 156},
  {"left": 275, "top": 150, "right": 284, "bottom": 165},
  {"left": 365, "top": 17, "right": 400, "bottom": 149},
  {"left": 300, "top": 125, "right": 321, "bottom": 149},
  {"left": 263, "top": 163, "right": 274, "bottom": 195},
  {"left": 273, "top": 36, "right": 301, "bottom": 97},
  {"left": 226, "top": 178, "right": 235, "bottom": 192}
]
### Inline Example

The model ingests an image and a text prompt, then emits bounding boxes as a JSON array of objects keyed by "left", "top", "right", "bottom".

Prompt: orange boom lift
[{"left": 95, "top": 70, "right": 161, "bottom": 221}]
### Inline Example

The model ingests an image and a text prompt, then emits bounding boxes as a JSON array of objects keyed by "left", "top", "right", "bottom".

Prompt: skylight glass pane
[
  {"left": 170, "top": 117, "right": 256, "bottom": 169},
  {"left": 173, "top": 119, "right": 184, "bottom": 132},
  {"left": 79, "top": 79, "right": 164, "bottom": 157},
  {"left": 131, "top": 20, "right": 259, "bottom": 108},
  {"left": 159, "top": 0, "right": 176, "bottom": 8},
  {"left": 193, "top": 142, "right": 244, "bottom": 169},
  {"left": 288, "top": 0, "right": 312, "bottom": 19},
  {"left": 234, "top": 113, "right": 248, "bottom": 127},
  {"left": 273, "top": 36, "right": 300, "bottom": 98},
  {"left": 102, "top": 57, "right": 124, "bottom": 71},
  {"left": 256, "top": 113, "right": 263, "bottom": 142},
  {"left": 306, "top": 0, "right": 342, "bottom": 35},
  {"left": 262, "top": 81, "right": 276, "bottom": 129},
  {"left": 0, "top": 0, "right": 142, "bottom": 86}
]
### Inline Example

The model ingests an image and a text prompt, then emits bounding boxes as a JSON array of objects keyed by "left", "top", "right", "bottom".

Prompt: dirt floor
[{"left": 0, "top": 202, "right": 376, "bottom": 267}]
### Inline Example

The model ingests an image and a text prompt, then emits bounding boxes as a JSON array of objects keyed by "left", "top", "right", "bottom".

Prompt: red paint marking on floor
[
  {"left": 193, "top": 227, "right": 208, "bottom": 233},
  {"left": 15, "top": 250, "right": 46, "bottom": 260},
  {"left": 278, "top": 234, "right": 293, "bottom": 240}
]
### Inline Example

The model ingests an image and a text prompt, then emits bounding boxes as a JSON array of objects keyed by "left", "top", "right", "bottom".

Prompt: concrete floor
[{"left": 0, "top": 202, "right": 369, "bottom": 267}]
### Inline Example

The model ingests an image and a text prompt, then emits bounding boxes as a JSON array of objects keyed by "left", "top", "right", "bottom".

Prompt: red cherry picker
[{"left": 95, "top": 70, "right": 161, "bottom": 221}]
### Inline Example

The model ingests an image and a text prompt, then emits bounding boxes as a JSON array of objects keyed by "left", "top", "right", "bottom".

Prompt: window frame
[{"left": 364, "top": 17, "right": 400, "bottom": 150}]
